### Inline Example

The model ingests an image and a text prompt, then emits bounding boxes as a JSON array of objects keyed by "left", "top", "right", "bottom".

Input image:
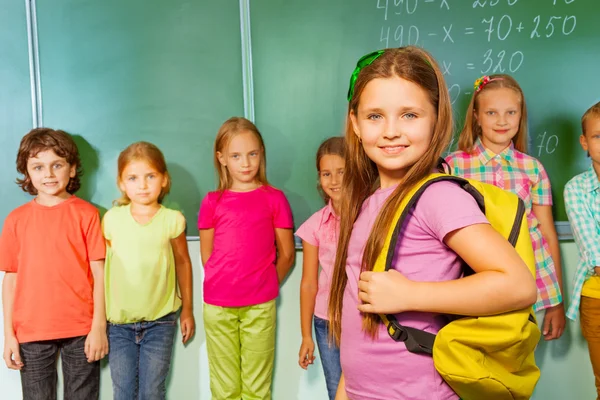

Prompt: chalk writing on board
[
  {"left": 481, "top": 49, "right": 524, "bottom": 74},
  {"left": 375, "top": 0, "right": 580, "bottom": 160},
  {"left": 443, "top": 25, "right": 454, "bottom": 43},
  {"left": 377, "top": 0, "right": 453, "bottom": 21},
  {"left": 530, "top": 15, "right": 576, "bottom": 38},
  {"left": 441, "top": 61, "right": 452, "bottom": 75},
  {"left": 537, "top": 132, "right": 559, "bottom": 156},
  {"left": 473, "top": 0, "right": 520, "bottom": 8},
  {"left": 482, "top": 15, "right": 514, "bottom": 41},
  {"left": 377, "top": 0, "right": 420, "bottom": 21},
  {"left": 380, "top": 25, "right": 420, "bottom": 47}
]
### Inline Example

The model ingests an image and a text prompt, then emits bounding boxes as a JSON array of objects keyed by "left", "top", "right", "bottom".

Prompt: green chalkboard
[
  {"left": 0, "top": 1, "right": 34, "bottom": 226},
  {"left": 251, "top": 0, "right": 600, "bottom": 224},
  {"left": 34, "top": 0, "right": 244, "bottom": 232}
]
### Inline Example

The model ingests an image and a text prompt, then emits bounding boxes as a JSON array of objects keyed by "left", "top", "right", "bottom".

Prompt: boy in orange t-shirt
[{"left": 0, "top": 128, "right": 107, "bottom": 399}]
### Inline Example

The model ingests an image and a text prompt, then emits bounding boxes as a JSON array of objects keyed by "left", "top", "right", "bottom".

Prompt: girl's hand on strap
[
  {"left": 180, "top": 307, "right": 196, "bottom": 344},
  {"left": 3, "top": 335, "right": 23, "bottom": 370},
  {"left": 298, "top": 337, "right": 315, "bottom": 369},
  {"left": 357, "top": 270, "right": 413, "bottom": 314}
]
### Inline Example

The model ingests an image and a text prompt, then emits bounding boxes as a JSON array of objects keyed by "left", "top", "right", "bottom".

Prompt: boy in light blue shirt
[{"left": 565, "top": 101, "right": 600, "bottom": 398}]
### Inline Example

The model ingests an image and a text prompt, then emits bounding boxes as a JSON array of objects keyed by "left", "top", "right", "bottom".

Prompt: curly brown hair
[{"left": 16, "top": 128, "right": 82, "bottom": 195}]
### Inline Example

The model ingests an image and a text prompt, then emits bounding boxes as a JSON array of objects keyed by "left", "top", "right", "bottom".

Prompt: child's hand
[
  {"left": 298, "top": 338, "right": 315, "bottom": 369},
  {"left": 180, "top": 308, "right": 195, "bottom": 344},
  {"left": 3, "top": 334, "right": 23, "bottom": 370},
  {"left": 85, "top": 325, "right": 108, "bottom": 363},
  {"left": 595, "top": 266, "right": 600, "bottom": 276},
  {"left": 357, "top": 270, "right": 412, "bottom": 314},
  {"left": 542, "top": 303, "right": 566, "bottom": 341}
]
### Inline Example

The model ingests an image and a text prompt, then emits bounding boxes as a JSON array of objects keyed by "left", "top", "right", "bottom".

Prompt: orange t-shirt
[{"left": 0, "top": 196, "right": 105, "bottom": 343}]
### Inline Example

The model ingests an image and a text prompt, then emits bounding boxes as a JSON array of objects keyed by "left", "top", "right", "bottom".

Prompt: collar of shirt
[
  {"left": 474, "top": 137, "right": 515, "bottom": 165},
  {"left": 322, "top": 199, "right": 339, "bottom": 224},
  {"left": 581, "top": 164, "right": 600, "bottom": 193}
]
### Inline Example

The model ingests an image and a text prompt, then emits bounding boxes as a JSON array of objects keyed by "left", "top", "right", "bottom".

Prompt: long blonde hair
[
  {"left": 213, "top": 117, "right": 269, "bottom": 190},
  {"left": 328, "top": 46, "right": 453, "bottom": 343},
  {"left": 115, "top": 141, "right": 171, "bottom": 206},
  {"left": 458, "top": 74, "right": 528, "bottom": 153}
]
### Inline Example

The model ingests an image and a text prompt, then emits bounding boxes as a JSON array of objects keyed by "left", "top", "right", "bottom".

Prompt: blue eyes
[
  {"left": 485, "top": 111, "right": 517, "bottom": 115},
  {"left": 367, "top": 113, "right": 416, "bottom": 120},
  {"left": 33, "top": 163, "right": 63, "bottom": 171},
  {"left": 321, "top": 171, "right": 344, "bottom": 177},
  {"left": 231, "top": 152, "right": 258, "bottom": 159},
  {"left": 127, "top": 175, "right": 155, "bottom": 181}
]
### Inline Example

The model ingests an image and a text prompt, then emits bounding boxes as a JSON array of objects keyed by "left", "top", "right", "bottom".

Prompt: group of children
[{"left": 0, "top": 45, "right": 599, "bottom": 400}]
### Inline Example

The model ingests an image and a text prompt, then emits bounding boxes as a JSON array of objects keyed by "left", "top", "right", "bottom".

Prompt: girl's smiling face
[
  {"left": 350, "top": 76, "right": 436, "bottom": 189},
  {"left": 475, "top": 87, "right": 522, "bottom": 153},
  {"left": 319, "top": 154, "right": 345, "bottom": 204}
]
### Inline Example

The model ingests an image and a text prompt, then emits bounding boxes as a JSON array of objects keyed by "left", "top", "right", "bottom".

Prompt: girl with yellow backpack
[{"left": 328, "top": 47, "right": 539, "bottom": 400}]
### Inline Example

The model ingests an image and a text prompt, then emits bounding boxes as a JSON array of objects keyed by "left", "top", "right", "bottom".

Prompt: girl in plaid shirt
[{"left": 445, "top": 74, "right": 565, "bottom": 341}]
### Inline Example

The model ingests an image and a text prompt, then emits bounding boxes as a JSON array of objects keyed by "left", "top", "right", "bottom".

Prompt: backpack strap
[
  {"left": 437, "top": 157, "right": 452, "bottom": 174},
  {"left": 373, "top": 173, "right": 470, "bottom": 355},
  {"left": 374, "top": 172, "right": 534, "bottom": 355}
]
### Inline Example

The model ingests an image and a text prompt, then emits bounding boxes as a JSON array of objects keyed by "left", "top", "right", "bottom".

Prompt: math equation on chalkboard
[{"left": 373, "top": 0, "right": 586, "bottom": 158}]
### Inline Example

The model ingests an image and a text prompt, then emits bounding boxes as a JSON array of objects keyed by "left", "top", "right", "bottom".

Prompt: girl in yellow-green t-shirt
[{"left": 103, "top": 141, "right": 195, "bottom": 400}]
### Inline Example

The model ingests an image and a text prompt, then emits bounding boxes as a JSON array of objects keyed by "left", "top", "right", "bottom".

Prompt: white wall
[{"left": 0, "top": 242, "right": 595, "bottom": 399}]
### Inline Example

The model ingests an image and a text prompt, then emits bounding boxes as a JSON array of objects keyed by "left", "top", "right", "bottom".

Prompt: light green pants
[{"left": 203, "top": 300, "right": 276, "bottom": 400}]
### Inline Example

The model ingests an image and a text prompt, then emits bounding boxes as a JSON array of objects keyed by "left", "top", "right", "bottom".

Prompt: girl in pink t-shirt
[
  {"left": 198, "top": 117, "right": 295, "bottom": 400},
  {"left": 328, "top": 47, "right": 538, "bottom": 400},
  {"left": 295, "top": 136, "right": 346, "bottom": 400}
]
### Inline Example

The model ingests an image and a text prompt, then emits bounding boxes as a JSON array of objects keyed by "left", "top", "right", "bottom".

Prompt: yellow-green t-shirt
[{"left": 103, "top": 204, "right": 186, "bottom": 323}]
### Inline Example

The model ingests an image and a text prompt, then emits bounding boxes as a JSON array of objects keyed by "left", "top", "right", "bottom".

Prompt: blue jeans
[
  {"left": 108, "top": 312, "right": 177, "bottom": 400},
  {"left": 314, "top": 316, "right": 342, "bottom": 400},
  {"left": 20, "top": 335, "right": 99, "bottom": 400}
]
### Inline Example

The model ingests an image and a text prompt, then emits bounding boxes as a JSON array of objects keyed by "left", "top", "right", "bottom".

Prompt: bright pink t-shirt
[
  {"left": 295, "top": 200, "right": 339, "bottom": 320},
  {"left": 198, "top": 185, "right": 293, "bottom": 307},
  {"left": 341, "top": 181, "right": 489, "bottom": 400}
]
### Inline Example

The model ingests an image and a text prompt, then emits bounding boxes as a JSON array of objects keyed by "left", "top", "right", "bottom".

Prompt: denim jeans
[
  {"left": 313, "top": 316, "right": 342, "bottom": 400},
  {"left": 19, "top": 335, "right": 100, "bottom": 400},
  {"left": 108, "top": 312, "right": 177, "bottom": 400}
]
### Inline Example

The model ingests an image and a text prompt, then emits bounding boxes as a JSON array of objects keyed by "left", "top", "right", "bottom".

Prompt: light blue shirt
[{"left": 565, "top": 164, "right": 600, "bottom": 320}]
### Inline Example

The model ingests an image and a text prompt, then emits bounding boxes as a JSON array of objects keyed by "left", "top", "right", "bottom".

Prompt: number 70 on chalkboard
[{"left": 535, "top": 131, "right": 559, "bottom": 157}]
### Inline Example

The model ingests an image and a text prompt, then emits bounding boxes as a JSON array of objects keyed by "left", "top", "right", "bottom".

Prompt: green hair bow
[{"left": 347, "top": 50, "right": 385, "bottom": 101}]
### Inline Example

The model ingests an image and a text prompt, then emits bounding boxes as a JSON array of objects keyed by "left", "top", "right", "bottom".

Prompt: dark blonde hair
[
  {"left": 16, "top": 128, "right": 82, "bottom": 195},
  {"left": 213, "top": 117, "right": 269, "bottom": 190},
  {"left": 458, "top": 74, "right": 528, "bottom": 153},
  {"left": 115, "top": 141, "right": 171, "bottom": 206},
  {"left": 582, "top": 101, "right": 600, "bottom": 135},
  {"left": 316, "top": 136, "right": 347, "bottom": 203},
  {"left": 328, "top": 46, "right": 453, "bottom": 343}
]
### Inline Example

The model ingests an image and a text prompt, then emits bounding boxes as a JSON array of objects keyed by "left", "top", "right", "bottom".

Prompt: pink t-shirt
[
  {"left": 198, "top": 185, "right": 293, "bottom": 307},
  {"left": 295, "top": 200, "right": 339, "bottom": 320},
  {"left": 341, "top": 181, "right": 489, "bottom": 400}
]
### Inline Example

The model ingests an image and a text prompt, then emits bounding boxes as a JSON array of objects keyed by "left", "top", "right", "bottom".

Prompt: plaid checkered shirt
[{"left": 445, "top": 138, "right": 562, "bottom": 312}]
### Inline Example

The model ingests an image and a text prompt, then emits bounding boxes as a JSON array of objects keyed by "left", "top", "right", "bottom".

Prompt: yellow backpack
[{"left": 374, "top": 172, "right": 541, "bottom": 400}]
